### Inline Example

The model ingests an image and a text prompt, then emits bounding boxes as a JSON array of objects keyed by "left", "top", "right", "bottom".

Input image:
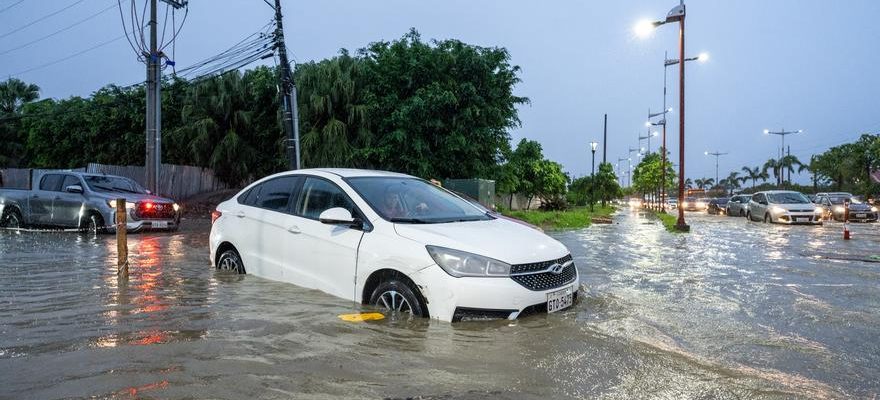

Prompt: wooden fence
[{"left": 1, "top": 164, "right": 228, "bottom": 200}]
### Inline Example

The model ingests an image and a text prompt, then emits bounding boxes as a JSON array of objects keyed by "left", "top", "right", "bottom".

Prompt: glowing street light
[
  {"left": 635, "top": 1, "right": 690, "bottom": 231},
  {"left": 590, "top": 141, "right": 599, "bottom": 212}
]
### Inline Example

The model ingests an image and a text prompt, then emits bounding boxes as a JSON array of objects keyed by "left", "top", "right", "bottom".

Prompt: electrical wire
[
  {"left": 117, "top": 0, "right": 143, "bottom": 59},
  {"left": 158, "top": 4, "right": 187, "bottom": 52},
  {"left": 0, "top": 0, "right": 25, "bottom": 14},
  {"left": 0, "top": 4, "right": 118, "bottom": 57},
  {"left": 6, "top": 34, "right": 126, "bottom": 77},
  {"left": 0, "top": 0, "right": 88, "bottom": 40}
]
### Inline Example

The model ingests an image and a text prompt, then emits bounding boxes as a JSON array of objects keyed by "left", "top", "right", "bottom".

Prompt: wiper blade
[{"left": 389, "top": 217, "right": 432, "bottom": 224}]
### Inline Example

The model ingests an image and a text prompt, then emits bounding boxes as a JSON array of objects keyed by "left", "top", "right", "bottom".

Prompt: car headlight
[
  {"left": 833, "top": 206, "right": 844, "bottom": 213},
  {"left": 814, "top": 207, "right": 824, "bottom": 214},
  {"left": 107, "top": 200, "right": 136, "bottom": 209},
  {"left": 173, "top": 203, "right": 180, "bottom": 212},
  {"left": 426, "top": 246, "right": 511, "bottom": 277},
  {"left": 872, "top": 206, "right": 878, "bottom": 212},
  {"left": 770, "top": 206, "right": 786, "bottom": 214}
]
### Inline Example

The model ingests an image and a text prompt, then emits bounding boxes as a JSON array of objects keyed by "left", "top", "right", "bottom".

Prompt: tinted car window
[
  {"left": 295, "top": 177, "right": 356, "bottom": 219},
  {"left": 61, "top": 175, "right": 81, "bottom": 191},
  {"left": 254, "top": 176, "right": 299, "bottom": 213},
  {"left": 39, "top": 174, "right": 63, "bottom": 191},
  {"left": 238, "top": 186, "right": 259, "bottom": 206}
]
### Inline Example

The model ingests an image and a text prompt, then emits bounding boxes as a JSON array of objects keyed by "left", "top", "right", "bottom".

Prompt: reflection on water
[{"left": 1, "top": 214, "right": 879, "bottom": 399}]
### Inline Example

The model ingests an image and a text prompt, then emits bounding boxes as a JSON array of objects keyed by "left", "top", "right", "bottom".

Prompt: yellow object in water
[{"left": 338, "top": 312, "right": 385, "bottom": 322}]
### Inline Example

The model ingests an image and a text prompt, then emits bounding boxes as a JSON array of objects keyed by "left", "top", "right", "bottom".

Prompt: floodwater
[{"left": 1, "top": 209, "right": 879, "bottom": 399}]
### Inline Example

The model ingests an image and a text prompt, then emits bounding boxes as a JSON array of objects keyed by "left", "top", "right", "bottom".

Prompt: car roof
[
  {"left": 755, "top": 190, "right": 803, "bottom": 194},
  {"left": 296, "top": 168, "right": 414, "bottom": 178}
]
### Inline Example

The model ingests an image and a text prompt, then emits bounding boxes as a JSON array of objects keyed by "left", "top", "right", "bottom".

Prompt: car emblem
[{"left": 549, "top": 263, "right": 565, "bottom": 275}]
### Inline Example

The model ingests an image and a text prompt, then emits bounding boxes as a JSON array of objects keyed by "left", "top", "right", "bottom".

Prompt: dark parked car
[{"left": 707, "top": 198, "right": 729, "bottom": 215}]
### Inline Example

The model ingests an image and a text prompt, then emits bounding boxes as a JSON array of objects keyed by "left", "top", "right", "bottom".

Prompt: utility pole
[
  {"left": 764, "top": 128, "right": 802, "bottom": 187},
  {"left": 144, "top": 0, "right": 186, "bottom": 193},
  {"left": 273, "top": 0, "right": 301, "bottom": 170},
  {"left": 602, "top": 114, "right": 607, "bottom": 165}
]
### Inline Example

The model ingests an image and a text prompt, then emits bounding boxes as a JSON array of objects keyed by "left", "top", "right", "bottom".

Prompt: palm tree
[
  {"left": 763, "top": 158, "right": 782, "bottom": 186},
  {"left": 779, "top": 154, "right": 802, "bottom": 185},
  {"left": 741, "top": 166, "right": 762, "bottom": 188},
  {"left": 0, "top": 78, "right": 40, "bottom": 114},
  {"left": 722, "top": 171, "right": 741, "bottom": 194},
  {"left": 684, "top": 178, "right": 694, "bottom": 189}
]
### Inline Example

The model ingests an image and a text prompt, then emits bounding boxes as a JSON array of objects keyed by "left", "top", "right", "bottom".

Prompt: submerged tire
[
  {"left": 764, "top": 213, "right": 771, "bottom": 223},
  {"left": 369, "top": 279, "right": 427, "bottom": 318},
  {"left": 217, "top": 249, "right": 246, "bottom": 274},
  {"left": 1, "top": 208, "right": 23, "bottom": 229},
  {"left": 81, "top": 213, "right": 104, "bottom": 234}
]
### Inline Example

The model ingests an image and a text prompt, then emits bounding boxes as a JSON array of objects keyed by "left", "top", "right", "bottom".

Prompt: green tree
[
  {"left": 741, "top": 166, "right": 767, "bottom": 188},
  {"left": 0, "top": 78, "right": 40, "bottom": 167},
  {"left": 594, "top": 162, "right": 622, "bottom": 206}
]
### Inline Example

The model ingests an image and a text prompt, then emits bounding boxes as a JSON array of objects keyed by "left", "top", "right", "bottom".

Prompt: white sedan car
[
  {"left": 746, "top": 190, "right": 823, "bottom": 225},
  {"left": 209, "top": 169, "right": 578, "bottom": 322}
]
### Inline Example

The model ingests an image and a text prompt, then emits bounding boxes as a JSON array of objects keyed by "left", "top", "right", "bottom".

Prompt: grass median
[
  {"left": 646, "top": 209, "right": 687, "bottom": 233},
  {"left": 502, "top": 205, "right": 616, "bottom": 230}
]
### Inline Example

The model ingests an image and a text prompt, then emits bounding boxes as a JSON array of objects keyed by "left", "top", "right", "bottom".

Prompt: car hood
[
  {"left": 93, "top": 192, "right": 175, "bottom": 204},
  {"left": 832, "top": 203, "right": 872, "bottom": 211},
  {"left": 771, "top": 203, "right": 817, "bottom": 210},
  {"left": 393, "top": 217, "right": 569, "bottom": 265}
]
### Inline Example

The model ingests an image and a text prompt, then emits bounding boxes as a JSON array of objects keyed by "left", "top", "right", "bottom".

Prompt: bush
[{"left": 539, "top": 196, "right": 568, "bottom": 211}]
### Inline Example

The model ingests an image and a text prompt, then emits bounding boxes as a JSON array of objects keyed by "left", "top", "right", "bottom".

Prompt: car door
[
  {"left": 52, "top": 175, "right": 86, "bottom": 227},
  {"left": 235, "top": 176, "right": 301, "bottom": 282},
  {"left": 751, "top": 193, "right": 768, "bottom": 219},
  {"left": 288, "top": 176, "right": 365, "bottom": 301},
  {"left": 30, "top": 174, "right": 62, "bottom": 225}
]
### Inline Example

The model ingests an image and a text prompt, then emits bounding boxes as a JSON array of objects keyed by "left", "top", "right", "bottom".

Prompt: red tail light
[
  {"left": 144, "top": 202, "right": 154, "bottom": 209},
  {"left": 211, "top": 210, "right": 222, "bottom": 224}
]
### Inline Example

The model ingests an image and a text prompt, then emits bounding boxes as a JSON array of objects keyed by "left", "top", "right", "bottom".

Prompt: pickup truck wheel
[
  {"left": 81, "top": 213, "right": 105, "bottom": 234},
  {"left": 1, "top": 208, "right": 23, "bottom": 229}
]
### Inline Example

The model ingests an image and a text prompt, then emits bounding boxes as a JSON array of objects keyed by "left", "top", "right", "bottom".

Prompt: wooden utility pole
[{"left": 116, "top": 199, "right": 129, "bottom": 278}]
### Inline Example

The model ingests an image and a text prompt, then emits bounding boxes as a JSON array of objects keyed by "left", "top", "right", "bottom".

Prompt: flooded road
[{"left": 2, "top": 210, "right": 879, "bottom": 399}]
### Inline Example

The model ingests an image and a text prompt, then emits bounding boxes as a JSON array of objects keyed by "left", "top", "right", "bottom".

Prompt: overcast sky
[{"left": 2, "top": 0, "right": 879, "bottom": 183}]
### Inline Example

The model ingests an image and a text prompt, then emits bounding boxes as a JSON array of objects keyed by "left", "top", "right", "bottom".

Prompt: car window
[
  {"left": 39, "top": 174, "right": 63, "bottom": 191},
  {"left": 251, "top": 176, "right": 300, "bottom": 213},
  {"left": 295, "top": 177, "right": 356, "bottom": 219},
  {"left": 768, "top": 192, "right": 810, "bottom": 204},
  {"left": 238, "top": 186, "right": 259, "bottom": 206},
  {"left": 61, "top": 175, "right": 81, "bottom": 191}
]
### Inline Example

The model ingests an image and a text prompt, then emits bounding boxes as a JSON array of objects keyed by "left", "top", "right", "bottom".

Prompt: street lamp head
[
  {"left": 763, "top": 129, "right": 770, "bottom": 134},
  {"left": 704, "top": 151, "right": 709, "bottom": 155},
  {"left": 651, "top": 131, "right": 658, "bottom": 137},
  {"left": 590, "top": 141, "right": 599, "bottom": 151},
  {"left": 797, "top": 129, "right": 803, "bottom": 133},
  {"left": 697, "top": 52, "right": 709, "bottom": 62},
  {"left": 666, "top": 107, "right": 673, "bottom": 112},
  {"left": 634, "top": 19, "right": 659, "bottom": 38},
  {"left": 645, "top": 121, "right": 652, "bottom": 127}
]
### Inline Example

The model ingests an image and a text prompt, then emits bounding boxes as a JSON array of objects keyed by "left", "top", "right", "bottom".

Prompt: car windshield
[
  {"left": 829, "top": 196, "right": 859, "bottom": 204},
  {"left": 768, "top": 192, "right": 810, "bottom": 204},
  {"left": 347, "top": 177, "right": 492, "bottom": 223},
  {"left": 84, "top": 175, "right": 147, "bottom": 194},
  {"left": 716, "top": 198, "right": 729, "bottom": 204}
]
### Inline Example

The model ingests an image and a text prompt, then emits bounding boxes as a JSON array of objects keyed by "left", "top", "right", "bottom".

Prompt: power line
[
  {"left": 0, "top": 0, "right": 88, "bottom": 40},
  {"left": 0, "top": 0, "right": 25, "bottom": 14},
  {"left": 6, "top": 34, "right": 126, "bottom": 77},
  {"left": 0, "top": 4, "right": 118, "bottom": 57}
]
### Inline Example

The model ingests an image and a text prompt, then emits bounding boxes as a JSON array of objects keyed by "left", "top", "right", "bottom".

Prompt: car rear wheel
[
  {"left": 369, "top": 279, "right": 427, "bottom": 318},
  {"left": 80, "top": 213, "right": 105, "bottom": 234},
  {"left": 1, "top": 208, "right": 23, "bottom": 229},
  {"left": 764, "top": 213, "right": 771, "bottom": 223},
  {"left": 746, "top": 211, "right": 752, "bottom": 221},
  {"left": 216, "top": 249, "right": 245, "bottom": 274}
]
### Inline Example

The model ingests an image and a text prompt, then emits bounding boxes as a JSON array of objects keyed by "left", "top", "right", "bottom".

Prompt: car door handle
[
  {"left": 235, "top": 211, "right": 246, "bottom": 218},
  {"left": 287, "top": 225, "right": 301, "bottom": 234}
]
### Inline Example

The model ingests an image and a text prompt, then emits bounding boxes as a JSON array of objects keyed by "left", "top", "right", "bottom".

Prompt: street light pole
[
  {"left": 763, "top": 128, "right": 802, "bottom": 186},
  {"left": 590, "top": 141, "right": 598, "bottom": 212},
  {"left": 704, "top": 151, "right": 728, "bottom": 191}
]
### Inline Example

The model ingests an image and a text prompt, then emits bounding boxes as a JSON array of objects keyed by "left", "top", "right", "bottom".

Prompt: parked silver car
[
  {"left": 725, "top": 194, "right": 752, "bottom": 217},
  {"left": 814, "top": 193, "right": 878, "bottom": 222},
  {"left": 746, "top": 191, "right": 822, "bottom": 225},
  {"left": 0, "top": 172, "right": 180, "bottom": 232}
]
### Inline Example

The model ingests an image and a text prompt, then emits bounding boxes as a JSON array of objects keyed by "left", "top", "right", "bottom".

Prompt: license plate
[
  {"left": 152, "top": 221, "right": 169, "bottom": 229},
  {"left": 547, "top": 286, "right": 573, "bottom": 313},
  {"left": 795, "top": 217, "right": 808, "bottom": 222},
  {"left": 856, "top": 213, "right": 866, "bottom": 218}
]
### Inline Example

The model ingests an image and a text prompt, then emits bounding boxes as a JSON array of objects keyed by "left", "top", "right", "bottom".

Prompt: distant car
[
  {"left": 814, "top": 194, "right": 878, "bottom": 222},
  {"left": 666, "top": 198, "right": 678, "bottom": 210},
  {"left": 725, "top": 194, "right": 752, "bottom": 217},
  {"left": 682, "top": 197, "right": 707, "bottom": 211},
  {"left": 707, "top": 198, "right": 729, "bottom": 215},
  {"left": 747, "top": 190, "right": 822, "bottom": 225}
]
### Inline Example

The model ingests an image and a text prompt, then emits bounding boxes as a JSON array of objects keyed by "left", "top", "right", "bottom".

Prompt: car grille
[
  {"left": 509, "top": 255, "right": 577, "bottom": 291},
  {"left": 135, "top": 202, "right": 176, "bottom": 219},
  {"left": 790, "top": 209, "right": 813, "bottom": 213}
]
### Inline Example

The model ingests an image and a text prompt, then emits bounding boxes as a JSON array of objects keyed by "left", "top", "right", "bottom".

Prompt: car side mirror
[
  {"left": 319, "top": 207, "right": 357, "bottom": 226},
  {"left": 65, "top": 184, "right": 83, "bottom": 194}
]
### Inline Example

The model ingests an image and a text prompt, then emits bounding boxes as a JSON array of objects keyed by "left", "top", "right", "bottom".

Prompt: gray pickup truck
[{"left": 0, "top": 171, "right": 181, "bottom": 232}]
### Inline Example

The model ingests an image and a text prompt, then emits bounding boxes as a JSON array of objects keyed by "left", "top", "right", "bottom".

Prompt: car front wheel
[
  {"left": 217, "top": 249, "right": 246, "bottom": 274},
  {"left": 1, "top": 208, "right": 23, "bottom": 229},
  {"left": 369, "top": 279, "right": 427, "bottom": 318},
  {"left": 764, "top": 213, "right": 771, "bottom": 223}
]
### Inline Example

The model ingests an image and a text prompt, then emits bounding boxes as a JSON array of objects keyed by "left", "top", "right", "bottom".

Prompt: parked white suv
[
  {"left": 209, "top": 169, "right": 578, "bottom": 322},
  {"left": 747, "top": 190, "right": 822, "bottom": 225}
]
